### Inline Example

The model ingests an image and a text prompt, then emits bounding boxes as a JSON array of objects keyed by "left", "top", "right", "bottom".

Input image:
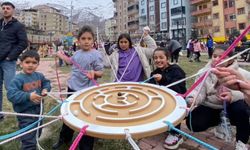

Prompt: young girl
[
  {"left": 193, "top": 39, "right": 201, "bottom": 62},
  {"left": 186, "top": 45, "right": 250, "bottom": 150},
  {"left": 53, "top": 26, "right": 104, "bottom": 150},
  {"left": 148, "top": 47, "right": 186, "bottom": 149},
  {"left": 109, "top": 27, "right": 157, "bottom": 82}
]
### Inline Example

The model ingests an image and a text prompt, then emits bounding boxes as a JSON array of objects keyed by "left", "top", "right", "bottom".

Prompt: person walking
[{"left": 0, "top": 2, "right": 28, "bottom": 121}]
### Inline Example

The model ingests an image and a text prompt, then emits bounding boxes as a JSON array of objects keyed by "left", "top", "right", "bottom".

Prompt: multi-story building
[
  {"left": 191, "top": 0, "right": 250, "bottom": 42},
  {"left": 113, "top": 0, "right": 128, "bottom": 35},
  {"left": 33, "top": 5, "right": 69, "bottom": 35},
  {"left": 105, "top": 17, "right": 117, "bottom": 42},
  {"left": 139, "top": 0, "right": 161, "bottom": 40},
  {"left": 169, "top": 0, "right": 191, "bottom": 43},
  {"left": 127, "top": 0, "right": 140, "bottom": 38},
  {"left": 159, "top": 0, "right": 169, "bottom": 33},
  {"left": 191, "top": 0, "right": 212, "bottom": 39},
  {"left": 19, "top": 9, "right": 39, "bottom": 29},
  {"left": 139, "top": 0, "right": 148, "bottom": 30}
]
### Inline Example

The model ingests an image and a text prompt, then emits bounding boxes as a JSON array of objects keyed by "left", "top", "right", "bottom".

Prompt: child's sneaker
[
  {"left": 163, "top": 133, "right": 183, "bottom": 149},
  {"left": 235, "top": 140, "right": 248, "bottom": 150}
]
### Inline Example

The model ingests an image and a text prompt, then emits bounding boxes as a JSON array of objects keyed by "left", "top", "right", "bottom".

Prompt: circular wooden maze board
[{"left": 61, "top": 82, "right": 186, "bottom": 139}]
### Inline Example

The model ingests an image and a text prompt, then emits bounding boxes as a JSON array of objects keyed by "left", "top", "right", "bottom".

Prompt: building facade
[
  {"left": 105, "top": 17, "right": 117, "bottom": 42},
  {"left": 169, "top": 0, "right": 191, "bottom": 43},
  {"left": 191, "top": 0, "right": 250, "bottom": 42},
  {"left": 113, "top": 0, "right": 128, "bottom": 35},
  {"left": 128, "top": 0, "right": 140, "bottom": 38}
]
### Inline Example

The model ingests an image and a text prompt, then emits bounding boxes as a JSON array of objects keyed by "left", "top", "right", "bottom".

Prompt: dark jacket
[
  {"left": 149, "top": 64, "right": 186, "bottom": 94},
  {"left": 167, "top": 40, "right": 182, "bottom": 53},
  {"left": 0, "top": 18, "right": 28, "bottom": 61}
]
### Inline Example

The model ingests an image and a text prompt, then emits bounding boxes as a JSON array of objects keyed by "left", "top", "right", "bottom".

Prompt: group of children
[{"left": 3, "top": 25, "right": 249, "bottom": 150}]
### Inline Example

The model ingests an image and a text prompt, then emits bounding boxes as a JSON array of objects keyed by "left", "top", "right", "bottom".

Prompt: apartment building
[
  {"left": 159, "top": 0, "right": 169, "bottom": 32},
  {"left": 105, "top": 17, "right": 117, "bottom": 42},
  {"left": 19, "top": 9, "right": 39, "bottom": 29},
  {"left": 33, "top": 5, "right": 69, "bottom": 34},
  {"left": 128, "top": 0, "right": 140, "bottom": 38},
  {"left": 113, "top": 0, "right": 128, "bottom": 35},
  {"left": 191, "top": 0, "right": 212, "bottom": 39},
  {"left": 191, "top": 0, "right": 250, "bottom": 42},
  {"left": 139, "top": 0, "right": 148, "bottom": 30},
  {"left": 169, "top": 0, "right": 191, "bottom": 42}
]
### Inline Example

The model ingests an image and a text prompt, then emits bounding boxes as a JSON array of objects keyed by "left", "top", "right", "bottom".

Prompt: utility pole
[{"left": 180, "top": 0, "right": 185, "bottom": 44}]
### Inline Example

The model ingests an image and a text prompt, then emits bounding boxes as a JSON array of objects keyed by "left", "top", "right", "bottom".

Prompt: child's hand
[
  {"left": 56, "top": 50, "right": 65, "bottom": 57},
  {"left": 30, "top": 91, "right": 42, "bottom": 104},
  {"left": 153, "top": 74, "right": 162, "bottom": 82},
  {"left": 41, "top": 89, "right": 48, "bottom": 97},
  {"left": 143, "top": 26, "right": 150, "bottom": 36},
  {"left": 186, "top": 97, "right": 194, "bottom": 107},
  {"left": 218, "top": 91, "right": 232, "bottom": 103},
  {"left": 86, "top": 70, "right": 95, "bottom": 80}
]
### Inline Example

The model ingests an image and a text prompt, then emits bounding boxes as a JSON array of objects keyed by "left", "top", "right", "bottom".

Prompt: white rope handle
[
  {"left": 0, "top": 112, "right": 60, "bottom": 119},
  {"left": 36, "top": 100, "right": 44, "bottom": 150},
  {"left": 165, "top": 47, "right": 250, "bottom": 89},
  {"left": 124, "top": 129, "right": 140, "bottom": 150},
  {"left": 0, "top": 118, "right": 61, "bottom": 145}
]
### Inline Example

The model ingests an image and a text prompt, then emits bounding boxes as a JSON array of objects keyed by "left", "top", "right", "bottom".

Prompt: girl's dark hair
[
  {"left": 117, "top": 33, "right": 133, "bottom": 49},
  {"left": 20, "top": 50, "right": 40, "bottom": 62},
  {"left": 77, "top": 25, "right": 95, "bottom": 39},
  {"left": 214, "top": 44, "right": 234, "bottom": 57},
  {"left": 153, "top": 47, "right": 171, "bottom": 60}
]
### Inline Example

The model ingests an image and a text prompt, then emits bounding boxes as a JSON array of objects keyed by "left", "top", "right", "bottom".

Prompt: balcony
[
  {"left": 191, "top": 6, "right": 212, "bottom": 16},
  {"left": 190, "top": 0, "right": 210, "bottom": 5},
  {"left": 224, "top": 21, "right": 236, "bottom": 29},
  {"left": 192, "top": 20, "right": 212, "bottom": 28}
]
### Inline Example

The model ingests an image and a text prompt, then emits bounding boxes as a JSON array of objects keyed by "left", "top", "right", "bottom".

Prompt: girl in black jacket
[{"left": 149, "top": 47, "right": 186, "bottom": 149}]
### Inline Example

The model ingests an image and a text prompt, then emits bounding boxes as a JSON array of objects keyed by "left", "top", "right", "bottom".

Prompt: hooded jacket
[
  {"left": 0, "top": 18, "right": 28, "bottom": 61},
  {"left": 189, "top": 61, "right": 250, "bottom": 109}
]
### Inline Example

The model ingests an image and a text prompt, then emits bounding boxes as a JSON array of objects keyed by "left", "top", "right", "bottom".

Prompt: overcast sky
[{"left": 9, "top": 0, "right": 114, "bottom": 18}]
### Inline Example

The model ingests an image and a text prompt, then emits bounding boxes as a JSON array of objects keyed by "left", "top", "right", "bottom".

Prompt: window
[
  {"left": 150, "top": 6, "right": 154, "bottom": 11},
  {"left": 224, "top": 1, "right": 228, "bottom": 8},
  {"left": 161, "top": 22, "right": 167, "bottom": 29},
  {"left": 212, "top": 0, "right": 218, "bottom": 6},
  {"left": 141, "top": 0, "right": 145, "bottom": 5},
  {"left": 150, "top": 0, "right": 154, "bottom": 2},
  {"left": 141, "top": 9, "right": 145, "bottom": 14},
  {"left": 173, "top": 0, "right": 178, "bottom": 5},
  {"left": 150, "top": 15, "right": 155, "bottom": 21},
  {"left": 239, "top": 23, "right": 245, "bottom": 30},
  {"left": 237, "top": 8, "right": 245, "bottom": 15},
  {"left": 213, "top": 26, "right": 220, "bottom": 32},
  {"left": 229, "top": 0, "right": 235, "bottom": 7},
  {"left": 213, "top": 13, "right": 219, "bottom": 19},
  {"left": 171, "top": 6, "right": 185, "bottom": 16},
  {"left": 229, "top": 14, "right": 236, "bottom": 20},
  {"left": 161, "top": 2, "right": 166, "bottom": 8},
  {"left": 161, "top": 12, "right": 166, "bottom": 19}
]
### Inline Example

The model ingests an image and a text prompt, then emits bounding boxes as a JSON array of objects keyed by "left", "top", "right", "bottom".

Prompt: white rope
[
  {"left": 124, "top": 129, "right": 140, "bottom": 150},
  {"left": 47, "top": 93, "right": 63, "bottom": 104},
  {"left": 189, "top": 69, "right": 211, "bottom": 111},
  {"left": 216, "top": 47, "right": 250, "bottom": 67},
  {"left": 166, "top": 69, "right": 207, "bottom": 88},
  {"left": 99, "top": 40, "right": 119, "bottom": 82},
  {"left": 0, "top": 112, "right": 60, "bottom": 119},
  {"left": 36, "top": 100, "right": 44, "bottom": 150},
  {"left": 165, "top": 47, "right": 250, "bottom": 89},
  {"left": 47, "top": 91, "right": 76, "bottom": 95},
  {"left": 0, "top": 118, "right": 61, "bottom": 145}
]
